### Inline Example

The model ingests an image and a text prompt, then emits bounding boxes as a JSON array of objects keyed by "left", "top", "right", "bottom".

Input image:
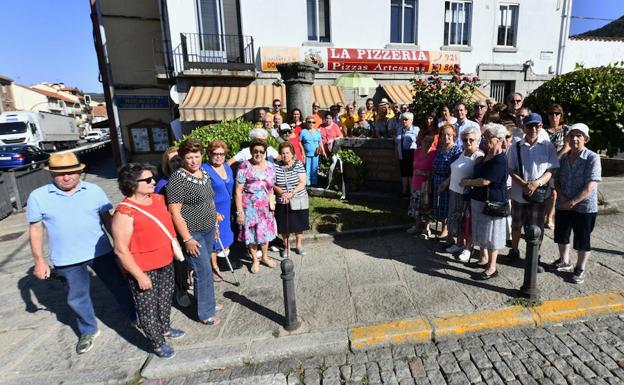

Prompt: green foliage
[
  {"left": 409, "top": 68, "right": 481, "bottom": 123},
  {"left": 318, "top": 149, "right": 366, "bottom": 191},
  {"left": 178, "top": 119, "right": 278, "bottom": 160},
  {"left": 524, "top": 62, "right": 624, "bottom": 156}
]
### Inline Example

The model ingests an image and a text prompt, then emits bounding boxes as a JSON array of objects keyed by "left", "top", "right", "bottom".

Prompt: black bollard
[
  {"left": 280, "top": 258, "right": 301, "bottom": 331},
  {"left": 520, "top": 225, "right": 541, "bottom": 300}
]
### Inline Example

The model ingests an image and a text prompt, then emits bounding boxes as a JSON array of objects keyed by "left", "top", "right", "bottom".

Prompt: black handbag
[
  {"left": 483, "top": 187, "right": 510, "bottom": 217},
  {"left": 516, "top": 141, "right": 550, "bottom": 204}
]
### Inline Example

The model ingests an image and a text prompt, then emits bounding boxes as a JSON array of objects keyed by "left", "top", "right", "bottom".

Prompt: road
[{"left": 144, "top": 316, "right": 624, "bottom": 385}]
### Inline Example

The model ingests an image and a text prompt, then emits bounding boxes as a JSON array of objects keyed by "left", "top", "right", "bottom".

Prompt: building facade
[{"left": 95, "top": 0, "right": 590, "bottom": 161}]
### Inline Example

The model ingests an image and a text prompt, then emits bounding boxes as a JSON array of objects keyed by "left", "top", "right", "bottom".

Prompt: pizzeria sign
[{"left": 260, "top": 46, "right": 460, "bottom": 73}]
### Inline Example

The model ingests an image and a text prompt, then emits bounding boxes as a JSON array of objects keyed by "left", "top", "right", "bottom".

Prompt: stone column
[{"left": 276, "top": 62, "right": 319, "bottom": 118}]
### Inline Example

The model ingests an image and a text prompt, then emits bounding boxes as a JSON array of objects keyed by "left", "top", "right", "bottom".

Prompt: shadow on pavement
[
  {"left": 223, "top": 290, "right": 285, "bottom": 326},
  {"left": 17, "top": 267, "right": 149, "bottom": 351}
]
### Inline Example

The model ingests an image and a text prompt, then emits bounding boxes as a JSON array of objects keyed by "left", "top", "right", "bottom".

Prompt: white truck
[{"left": 0, "top": 111, "right": 80, "bottom": 151}]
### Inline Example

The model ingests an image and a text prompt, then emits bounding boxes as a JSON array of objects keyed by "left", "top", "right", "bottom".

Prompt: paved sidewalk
[{"left": 0, "top": 161, "right": 623, "bottom": 384}]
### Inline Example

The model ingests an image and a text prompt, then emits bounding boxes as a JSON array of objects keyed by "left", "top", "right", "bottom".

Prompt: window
[
  {"left": 307, "top": 0, "right": 331, "bottom": 42},
  {"left": 444, "top": 1, "right": 472, "bottom": 46},
  {"left": 391, "top": 0, "right": 418, "bottom": 44},
  {"left": 197, "top": 0, "right": 224, "bottom": 51},
  {"left": 497, "top": 4, "right": 518, "bottom": 46}
]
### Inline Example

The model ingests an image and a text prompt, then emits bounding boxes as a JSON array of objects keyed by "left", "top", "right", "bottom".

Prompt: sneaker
[
  {"left": 457, "top": 249, "right": 472, "bottom": 262},
  {"left": 406, "top": 225, "right": 419, "bottom": 235},
  {"left": 445, "top": 244, "right": 462, "bottom": 254},
  {"left": 269, "top": 245, "right": 280, "bottom": 252},
  {"left": 163, "top": 328, "right": 186, "bottom": 339},
  {"left": 548, "top": 258, "right": 573, "bottom": 272},
  {"left": 154, "top": 343, "right": 176, "bottom": 359},
  {"left": 76, "top": 330, "right": 100, "bottom": 354},
  {"left": 176, "top": 292, "right": 191, "bottom": 307},
  {"left": 572, "top": 268, "right": 585, "bottom": 284},
  {"left": 292, "top": 248, "right": 306, "bottom": 256}
]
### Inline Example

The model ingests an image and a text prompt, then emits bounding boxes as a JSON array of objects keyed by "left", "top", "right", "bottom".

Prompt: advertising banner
[{"left": 260, "top": 46, "right": 460, "bottom": 73}]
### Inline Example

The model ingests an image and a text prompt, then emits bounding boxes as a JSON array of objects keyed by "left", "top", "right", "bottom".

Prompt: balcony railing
[{"left": 174, "top": 32, "right": 255, "bottom": 72}]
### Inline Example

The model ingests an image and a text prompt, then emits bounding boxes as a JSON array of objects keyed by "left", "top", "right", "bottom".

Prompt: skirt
[
  {"left": 275, "top": 203, "right": 310, "bottom": 234},
  {"left": 471, "top": 200, "right": 507, "bottom": 250},
  {"left": 448, "top": 191, "right": 467, "bottom": 237},
  {"left": 399, "top": 150, "right": 414, "bottom": 177}
]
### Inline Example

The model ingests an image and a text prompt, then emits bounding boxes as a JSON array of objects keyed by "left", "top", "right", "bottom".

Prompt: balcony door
[{"left": 197, "top": 0, "right": 242, "bottom": 63}]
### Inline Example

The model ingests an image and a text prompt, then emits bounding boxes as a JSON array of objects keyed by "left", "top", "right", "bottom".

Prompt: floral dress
[
  {"left": 432, "top": 145, "right": 462, "bottom": 220},
  {"left": 236, "top": 160, "right": 277, "bottom": 245}
]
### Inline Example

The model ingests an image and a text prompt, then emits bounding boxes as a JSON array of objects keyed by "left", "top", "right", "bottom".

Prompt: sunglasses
[
  {"left": 548, "top": 112, "right": 561, "bottom": 116},
  {"left": 273, "top": 104, "right": 281, "bottom": 107},
  {"left": 512, "top": 99, "right": 522, "bottom": 103},
  {"left": 477, "top": 105, "right": 487, "bottom": 108},
  {"left": 305, "top": 120, "right": 314, "bottom": 124},
  {"left": 461, "top": 138, "right": 476, "bottom": 142},
  {"left": 211, "top": 152, "right": 225, "bottom": 156},
  {"left": 313, "top": 105, "right": 320, "bottom": 108},
  {"left": 252, "top": 150, "right": 266, "bottom": 155},
  {"left": 137, "top": 176, "right": 155, "bottom": 184},
  {"left": 401, "top": 118, "right": 410, "bottom": 121}
]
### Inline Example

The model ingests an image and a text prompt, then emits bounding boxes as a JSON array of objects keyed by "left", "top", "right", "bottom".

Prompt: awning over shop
[
  {"left": 180, "top": 85, "right": 345, "bottom": 122},
  {"left": 381, "top": 84, "right": 489, "bottom": 105}
]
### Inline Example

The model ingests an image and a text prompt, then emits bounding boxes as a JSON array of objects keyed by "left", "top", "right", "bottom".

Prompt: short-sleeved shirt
[
  {"left": 471, "top": 153, "right": 508, "bottom": 203},
  {"left": 274, "top": 160, "right": 307, "bottom": 204},
  {"left": 339, "top": 114, "right": 356, "bottom": 130},
  {"left": 395, "top": 125, "right": 420, "bottom": 159},
  {"left": 26, "top": 181, "right": 113, "bottom": 266},
  {"left": 232, "top": 146, "right": 279, "bottom": 163},
  {"left": 507, "top": 137, "right": 559, "bottom": 203},
  {"left": 454, "top": 119, "right": 481, "bottom": 148},
  {"left": 300, "top": 129, "right": 322, "bottom": 156},
  {"left": 449, "top": 150, "right": 484, "bottom": 194},
  {"left": 412, "top": 149, "right": 436, "bottom": 190},
  {"left": 166, "top": 168, "right": 217, "bottom": 233},
  {"left": 320, "top": 123, "right": 342, "bottom": 144},
  {"left": 115, "top": 194, "right": 174, "bottom": 271},
  {"left": 556, "top": 148, "right": 601, "bottom": 213},
  {"left": 548, "top": 125, "right": 570, "bottom": 152}
]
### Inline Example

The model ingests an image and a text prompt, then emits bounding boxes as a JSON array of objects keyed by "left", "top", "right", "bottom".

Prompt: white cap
[{"left": 568, "top": 123, "right": 590, "bottom": 138}]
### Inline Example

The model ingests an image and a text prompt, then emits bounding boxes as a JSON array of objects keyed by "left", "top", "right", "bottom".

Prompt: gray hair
[
  {"left": 249, "top": 128, "right": 269, "bottom": 140},
  {"left": 483, "top": 123, "right": 507, "bottom": 140},
  {"left": 357, "top": 106, "right": 367, "bottom": 114},
  {"left": 400, "top": 112, "right": 414, "bottom": 121},
  {"left": 460, "top": 126, "right": 481, "bottom": 140}
]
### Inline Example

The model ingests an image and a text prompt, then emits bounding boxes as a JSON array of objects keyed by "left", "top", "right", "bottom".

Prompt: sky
[{"left": 0, "top": 0, "right": 622, "bottom": 94}]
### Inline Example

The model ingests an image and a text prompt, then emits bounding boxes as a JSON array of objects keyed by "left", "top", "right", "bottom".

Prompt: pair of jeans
[
  {"left": 186, "top": 228, "right": 217, "bottom": 321},
  {"left": 54, "top": 251, "right": 136, "bottom": 336},
  {"left": 305, "top": 156, "right": 319, "bottom": 186}
]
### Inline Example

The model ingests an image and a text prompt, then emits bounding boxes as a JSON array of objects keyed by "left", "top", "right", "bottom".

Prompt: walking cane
[{"left": 216, "top": 235, "right": 240, "bottom": 287}]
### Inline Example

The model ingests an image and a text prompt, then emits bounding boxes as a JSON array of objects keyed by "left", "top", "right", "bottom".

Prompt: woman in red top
[
  {"left": 289, "top": 108, "right": 304, "bottom": 137},
  {"left": 112, "top": 163, "right": 184, "bottom": 359}
]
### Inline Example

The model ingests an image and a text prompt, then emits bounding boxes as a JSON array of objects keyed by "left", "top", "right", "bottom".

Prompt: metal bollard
[
  {"left": 280, "top": 258, "right": 301, "bottom": 331},
  {"left": 520, "top": 225, "right": 541, "bottom": 300}
]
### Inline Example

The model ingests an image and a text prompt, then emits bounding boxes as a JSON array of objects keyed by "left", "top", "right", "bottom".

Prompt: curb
[
  {"left": 301, "top": 224, "right": 410, "bottom": 244},
  {"left": 350, "top": 291, "right": 624, "bottom": 351}
]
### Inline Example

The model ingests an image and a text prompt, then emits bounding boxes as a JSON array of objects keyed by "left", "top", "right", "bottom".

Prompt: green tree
[
  {"left": 524, "top": 62, "right": 624, "bottom": 156},
  {"left": 409, "top": 68, "right": 481, "bottom": 123}
]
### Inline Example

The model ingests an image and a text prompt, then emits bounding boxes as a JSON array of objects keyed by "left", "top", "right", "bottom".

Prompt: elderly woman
[
  {"left": 274, "top": 142, "right": 309, "bottom": 257},
  {"left": 300, "top": 116, "right": 325, "bottom": 186},
  {"left": 395, "top": 112, "right": 420, "bottom": 197},
  {"left": 460, "top": 123, "right": 509, "bottom": 280},
  {"left": 154, "top": 147, "right": 190, "bottom": 307},
  {"left": 235, "top": 139, "right": 278, "bottom": 273},
  {"left": 545, "top": 103, "right": 570, "bottom": 228},
  {"left": 432, "top": 124, "right": 463, "bottom": 239},
  {"left": 202, "top": 140, "right": 234, "bottom": 283},
  {"left": 446, "top": 127, "right": 484, "bottom": 261},
  {"left": 167, "top": 139, "right": 221, "bottom": 325},
  {"left": 112, "top": 163, "right": 185, "bottom": 359},
  {"left": 352, "top": 107, "right": 373, "bottom": 138},
  {"left": 408, "top": 134, "right": 437, "bottom": 237}
]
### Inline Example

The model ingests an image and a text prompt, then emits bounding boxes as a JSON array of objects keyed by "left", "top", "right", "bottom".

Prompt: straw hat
[{"left": 44, "top": 152, "right": 85, "bottom": 173}]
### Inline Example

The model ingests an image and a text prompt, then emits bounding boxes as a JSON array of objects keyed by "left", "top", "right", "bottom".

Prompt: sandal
[
  {"left": 200, "top": 317, "right": 221, "bottom": 326},
  {"left": 163, "top": 328, "right": 186, "bottom": 339},
  {"left": 250, "top": 260, "right": 260, "bottom": 274},
  {"left": 261, "top": 257, "right": 276, "bottom": 268}
]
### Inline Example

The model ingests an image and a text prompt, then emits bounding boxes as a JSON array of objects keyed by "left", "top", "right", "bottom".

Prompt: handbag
[
  {"left": 117, "top": 202, "right": 185, "bottom": 262},
  {"left": 284, "top": 166, "right": 309, "bottom": 210},
  {"left": 483, "top": 185, "right": 510, "bottom": 217},
  {"left": 516, "top": 141, "right": 550, "bottom": 203}
]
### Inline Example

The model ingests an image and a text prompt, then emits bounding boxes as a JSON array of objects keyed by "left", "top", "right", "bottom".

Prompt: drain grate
[{"left": 0, "top": 231, "right": 24, "bottom": 242}]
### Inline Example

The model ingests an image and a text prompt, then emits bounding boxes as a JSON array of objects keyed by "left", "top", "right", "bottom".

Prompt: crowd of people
[{"left": 25, "top": 92, "right": 601, "bottom": 360}]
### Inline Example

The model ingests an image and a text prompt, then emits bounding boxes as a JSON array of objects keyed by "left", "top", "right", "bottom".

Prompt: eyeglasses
[
  {"left": 211, "top": 152, "right": 225, "bottom": 156},
  {"left": 305, "top": 120, "right": 314, "bottom": 124},
  {"left": 461, "top": 138, "right": 476, "bottom": 143},
  {"left": 273, "top": 104, "right": 281, "bottom": 107},
  {"left": 401, "top": 118, "right": 410, "bottom": 121},
  {"left": 477, "top": 105, "right": 487, "bottom": 108},
  {"left": 548, "top": 112, "right": 561, "bottom": 116},
  {"left": 512, "top": 99, "right": 522, "bottom": 103},
  {"left": 252, "top": 149, "right": 266, "bottom": 155},
  {"left": 137, "top": 176, "right": 154, "bottom": 184}
]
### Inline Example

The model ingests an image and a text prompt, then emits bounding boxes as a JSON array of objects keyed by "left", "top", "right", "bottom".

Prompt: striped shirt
[{"left": 274, "top": 160, "right": 307, "bottom": 204}]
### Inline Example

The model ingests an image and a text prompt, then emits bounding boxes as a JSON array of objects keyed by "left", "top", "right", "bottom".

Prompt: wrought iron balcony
[{"left": 174, "top": 32, "right": 255, "bottom": 72}]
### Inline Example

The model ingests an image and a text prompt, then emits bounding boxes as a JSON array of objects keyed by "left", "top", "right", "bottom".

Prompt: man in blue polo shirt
[{"left": 27, "top": 152, "right": 135, "bottom": 354}]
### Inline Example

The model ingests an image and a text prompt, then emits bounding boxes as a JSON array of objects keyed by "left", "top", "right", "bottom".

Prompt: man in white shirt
[
  {"left": 507, "top": 113, "right": 559, "bottom": 263},
  {"left": 454, "top": 103, "right": 480, "bottom": 148},
  {"left": 228, "top": 128, "right": 279, "bottom": 165}
]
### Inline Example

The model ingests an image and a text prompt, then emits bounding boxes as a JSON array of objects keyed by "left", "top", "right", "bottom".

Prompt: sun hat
[
  {"left": 44, "top": 152, "right": 85, "bottom": 173},
  {"left": 567, "top": 123, "right": 590, "bottom": 138}
]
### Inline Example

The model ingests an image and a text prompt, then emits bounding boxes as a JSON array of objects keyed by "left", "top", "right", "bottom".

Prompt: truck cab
[{"left": 0, "top": 112, "right": 43, "bottom": 147}]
